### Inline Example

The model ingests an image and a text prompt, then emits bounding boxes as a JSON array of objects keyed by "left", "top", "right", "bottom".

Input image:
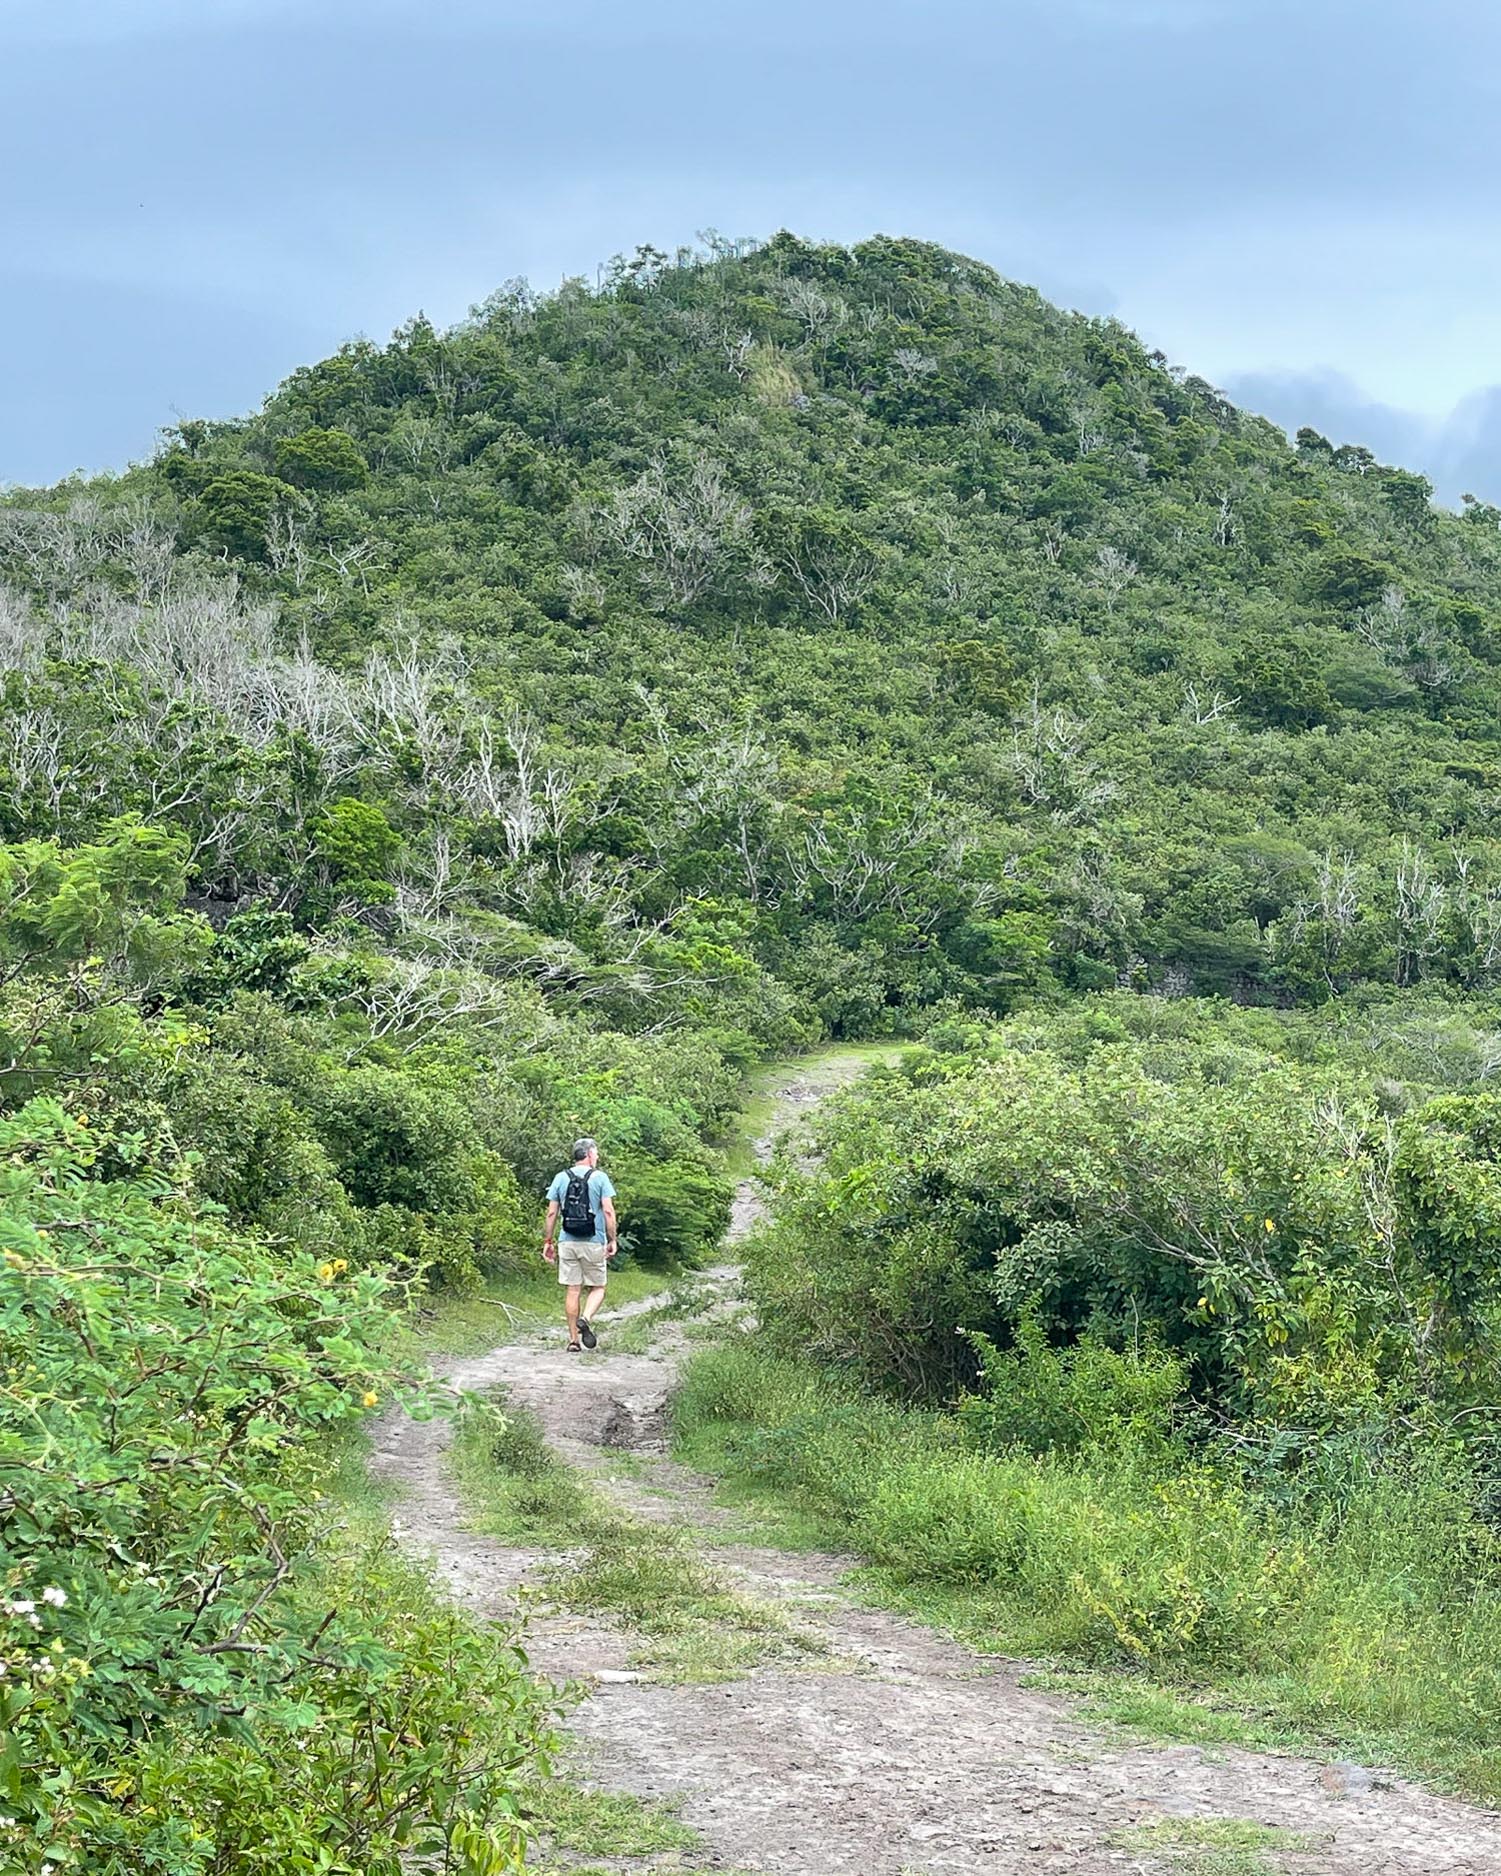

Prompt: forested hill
[{"left": 9, "top": 230, "right": 1501, "bottom": 1023}]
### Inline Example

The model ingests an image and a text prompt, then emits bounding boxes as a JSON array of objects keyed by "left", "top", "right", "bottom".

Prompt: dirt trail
[{"left": 369, "top": 1055, "right": 1501, "bottom": 1876}]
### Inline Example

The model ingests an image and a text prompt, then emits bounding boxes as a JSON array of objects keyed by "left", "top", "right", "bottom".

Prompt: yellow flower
[
  {"left": 362, "top": 1390, "right": 379, "bottom": 1409},
  {"left": 332, "top": 1258, "right": 348, "bottom": 1274},
  {"left": 317, "top": 1262, "right": 335, "bottom": 1283},
  {"left": 74, "top": 1114, "right": 88, "bottom": 1127},
  {"left": 1264, "top": 1218, "right": 1276, "bottom": 1232}
]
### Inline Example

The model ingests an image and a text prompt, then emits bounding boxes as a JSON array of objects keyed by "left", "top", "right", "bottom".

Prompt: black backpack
[{"left": 560, "top": 1167, "right": 596, "bottom": 1238}]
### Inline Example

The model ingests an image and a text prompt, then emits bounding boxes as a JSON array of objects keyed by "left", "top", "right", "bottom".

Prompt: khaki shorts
[{"left": 557, "top": 1238, "right": 607, "bottom": 1287}]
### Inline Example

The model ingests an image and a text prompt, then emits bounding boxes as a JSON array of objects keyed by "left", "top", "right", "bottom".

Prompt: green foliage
[
  {"left": 0, "top": 1099, "right": 555, "bottom": 1872},
  {"left": 273, "top": 425, "right": 369, "bottom": 492},
  {"left": 746, "top": 999, "right": 1501, "bottom": 1423},
  {"left": 166, "top": 1054, "right": 358, "bottom": 1255},
  {"left": 1231, "top": 627, "right": 1335, "bottom": 728},
  {"left": 0, "top": 817, "right": 193, "bottom": 973},
  {"left": 1318, "top": 548, "right": 1396, "bottom": 610},
  {"left": 193, "top": 468, "right": 296, "bottom": 557},
  {"left": 309, "top": 797, "right": 401, "bottom": 905},
  {"left": 613, "top": 1155, "right": 733, "bottom": 1265},
  {"left": 0, "top": 822, "right": 209, "bottom": 1104},
  {"left": 15, "top": 231, "right": 1501, "bottom": 1830},
  {"left": 319, "top": 1066, "right": 480, "bottom": 1212},
  {"left": 16, "top": 232, "right": 1501, "bottom": 1013},
  {"left": 957, "top": 1320, "right": 1187, "bottom": 1459},
  {"left": 1393, "top": 1091, "right": 1501, "bottom": 1356}
]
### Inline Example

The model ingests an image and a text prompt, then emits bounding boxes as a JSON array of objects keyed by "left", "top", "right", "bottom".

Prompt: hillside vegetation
[
  {"left": 9, "top": 232, "right": 1501, "bottom": 1864},
  {"left": 13, "top": 231, "right": 1501, "bottom": 1020}
]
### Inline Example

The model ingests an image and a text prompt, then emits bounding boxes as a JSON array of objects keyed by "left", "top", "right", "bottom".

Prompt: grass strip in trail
[
  {"left": 719, "top": 1040, "right": 911, "bottom": 1178},
  {"left": 447, "top": 1394, "right": 606, "bottom": 1545},
  {"left": 551, "top": 1517, "right": 823, "bottom": 1684},
  {"left": 517, "top": 1775, "right": 701, "bottom": 1868},
  {"left": 671, "top": 1340, "right": 1501, "bottom": 1805},
  {"left": 1018, "top": 1668, "right": 1315, "bottom": 1756},
  {"left": 1112, "top": 1817, "right": 1315, "bottom": 1876},
  {"left": 448, "top": 1392, "right": 825, "bottom": 1682},
  {"left": 600, "top": 1278, "right": 733, "bottom": 1356}
]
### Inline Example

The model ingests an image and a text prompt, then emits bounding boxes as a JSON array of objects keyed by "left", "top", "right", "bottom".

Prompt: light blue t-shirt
[{"left": 548, "top": 1166, "right": 616, "bottom": 1244}]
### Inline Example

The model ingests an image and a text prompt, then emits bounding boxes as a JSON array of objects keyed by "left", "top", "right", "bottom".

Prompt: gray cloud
[
  {"left": 1223, "top": 369, "right": 1501, "bottom": 509},
  {"left": 3, "top": 2, "right": 1500, "bottom": 486}
]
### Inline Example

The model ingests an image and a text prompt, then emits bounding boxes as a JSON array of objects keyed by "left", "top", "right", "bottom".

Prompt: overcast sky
[{"left": 6, "top": 0, "right": 1501, "bottom": 499}]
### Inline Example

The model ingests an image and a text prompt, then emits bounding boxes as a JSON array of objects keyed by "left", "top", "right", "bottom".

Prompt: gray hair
[{"left": 571, "top": 1137, "right": 597, "bottom": 1162}]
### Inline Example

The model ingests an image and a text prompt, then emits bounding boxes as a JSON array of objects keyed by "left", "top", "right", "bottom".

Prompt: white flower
[
  {"left": 41, "top": 1587, "right": 66, "bottom": 1608},
  {"left": 0, "top": 1814, "right": 14, "bottom": 1827},
  {"left": 26, "top": 1615, "right": 40, "bottom": 1631},
  {"left": 4, "top": 1599, "right": 34, "bottom": 1616}
]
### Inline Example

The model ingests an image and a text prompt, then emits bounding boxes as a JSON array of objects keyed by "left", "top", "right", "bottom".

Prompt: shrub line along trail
[{"left": 370, "top": 1055, "right": 1501, "bottom": 1876}]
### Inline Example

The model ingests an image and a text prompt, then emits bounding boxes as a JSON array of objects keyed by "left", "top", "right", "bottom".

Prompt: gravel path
[{"left": 369, "top": 1054, "right": 1501, "bottom": 1875}]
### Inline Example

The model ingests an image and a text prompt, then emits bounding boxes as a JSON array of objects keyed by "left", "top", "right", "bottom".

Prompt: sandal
[
  {"left": 566, "top": 1340, "right": 583, "bottom": 1353},
  {"left": 578, "top": 1316, "right": 597, "bottom": 1349}
]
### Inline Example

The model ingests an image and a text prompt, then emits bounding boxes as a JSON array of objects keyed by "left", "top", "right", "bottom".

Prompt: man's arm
[
  {"left": 543, "top": 1199, "right": 559, "bottom": 1262},
  {"left": 602, "top": 1195, "right": 618, "bottom": 1258}
]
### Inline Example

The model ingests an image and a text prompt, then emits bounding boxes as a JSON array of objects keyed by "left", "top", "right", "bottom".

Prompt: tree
[
  {"left": 1232, "top": 627, "right": 1335, "bottom": 729},
  {"left": 1381, "top": 468, "right": 1436, "bottom": 532},
  {"left": 309, "top": 798, "right": 401, "bottom": 905},
  {"left": 762, "top": 503, "right": 879, "bottom": 623},
  {"left": 1094, "top": 544, "right": 1138, "bottom": 613},
  {"left": 274, "top": 426, "right": 370, "bottom": 492},
  {"left": 593, "top": 449, "right": 770, "bottom": 612},
  {"left": 195, "top": 469, "right": 297, "bottom": 558}
]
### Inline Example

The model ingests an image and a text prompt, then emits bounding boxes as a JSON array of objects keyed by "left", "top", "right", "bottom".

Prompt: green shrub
[
  {"left": 309, "top": 797, "right": 400, "bottom": 906},
  {"left": 744, "top": 1026, "right": 1501, "bottom": 1421},
  {"left": 167, "top": 1057, "right": 357, "bottom": 1254},
  {"left": 0, "top": 1097, "right": 554, "bottom": 1871},
  {"left": 858, "top": 1450, "right": 1030, "bottom": 1583},
  {"left": 317, "top": 1066, "right": 482, "bottom": 1214},
  {"left": 957, "top": 1320, "right": 1186, "bottom": 1458},
  {"left": 613, "top": 1154, "right": 733, "bottom": 1264}
]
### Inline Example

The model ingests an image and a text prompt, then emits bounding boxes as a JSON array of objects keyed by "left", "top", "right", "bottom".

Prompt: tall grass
[{"left": 674, "top": 1341, "right": 1501, "bottom": 1801}]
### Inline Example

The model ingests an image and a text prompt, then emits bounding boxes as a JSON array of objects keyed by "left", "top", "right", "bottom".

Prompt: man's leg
[
  {"left": 564, "top": 1283, "right": 582, "bottom": 1344},
  {"left": 581, "top": 1283, "right": 606, "bottom": 1328}
]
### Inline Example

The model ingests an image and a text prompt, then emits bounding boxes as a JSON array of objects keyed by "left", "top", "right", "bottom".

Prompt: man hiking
[{"left": 543, "top": 1137, "right": 618, "bottom": 1351}]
